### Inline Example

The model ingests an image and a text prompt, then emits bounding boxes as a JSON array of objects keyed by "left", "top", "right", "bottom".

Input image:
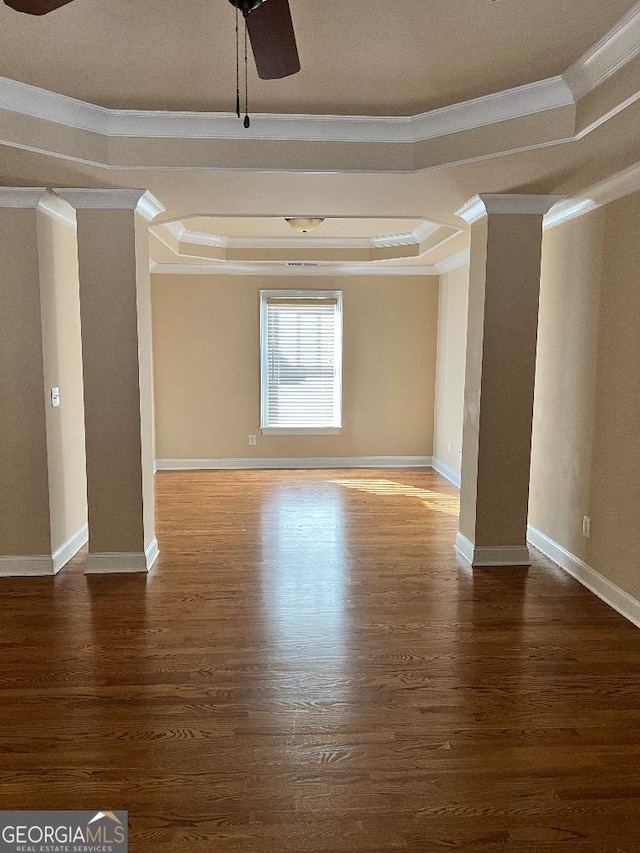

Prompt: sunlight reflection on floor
[{"left": 330, "top": 478, "right": 460, "bottom": 517}]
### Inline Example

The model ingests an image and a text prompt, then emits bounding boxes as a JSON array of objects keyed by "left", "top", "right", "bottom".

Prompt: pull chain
[
  {"left": 244, "top": 16, "right": 251, "bottom": 128},
  {"left": 235, "top": 4, "right": 241, "bottom": 118}
]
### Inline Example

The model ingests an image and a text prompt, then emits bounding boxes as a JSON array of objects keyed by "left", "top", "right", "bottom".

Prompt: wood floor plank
[{"left": 1, "top": 469, "right": 640, "bottom": 852}]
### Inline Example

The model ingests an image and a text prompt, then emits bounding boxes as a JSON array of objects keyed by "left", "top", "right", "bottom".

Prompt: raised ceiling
[
  {"left": 0, "top": 0, "right": 635, "bottom": 115},
  {"left": 2, "top": 0, "right": 640, "bottom": 275}
]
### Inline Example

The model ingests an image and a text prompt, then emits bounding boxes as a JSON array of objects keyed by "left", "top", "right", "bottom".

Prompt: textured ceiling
[{"left": 0, "top": 0, "right": 635, "bottom": 115}]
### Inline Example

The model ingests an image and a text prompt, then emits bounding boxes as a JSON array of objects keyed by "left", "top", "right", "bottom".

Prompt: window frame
[{"left": 259, "top": 289, "right": 343, "bottom": 435}]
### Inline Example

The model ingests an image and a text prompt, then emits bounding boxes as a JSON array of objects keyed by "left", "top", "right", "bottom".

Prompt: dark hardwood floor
[{"left": 1, "top": 469, "right": 640, "bottom": 852}]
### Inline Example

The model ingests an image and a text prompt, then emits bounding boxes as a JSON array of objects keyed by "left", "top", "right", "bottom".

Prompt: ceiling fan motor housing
[{"left": 228, "top": 0, "right": 266, "bottom": 16}]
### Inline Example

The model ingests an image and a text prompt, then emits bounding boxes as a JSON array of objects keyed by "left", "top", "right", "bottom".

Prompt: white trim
[
  {"left": 156, "top": 456, "right": 433, "bottom": 471},
  {"left": 564, "top": 1, "right": 640, "bottom": 100},
  {"left": 52, "top": 524, "right": 88, "bottom": 573},
  {"left": 539, "top": 160, "right": 640, "bottom": 230},
  {"left": 527, "top": 526, "right": 640, "bottom": 630},
  {"left": 434, "top": 249, "right": 471, "bottom": 274},
  {"left": 154, "top": 218, "right": 453, "bottom": 254},
  {"left": 54, "top": 188, "right": 165, "bottom": 221},
  {"left": 145, "top": 538, "right": 160, "bottom": 570},
  {"left": 372, "top": 220, "right": 440, "bottom": 247},
  {"left": 149, "top": 262, "right": 438, "bottom": 276},
  {"left": 455, "top": 532, "right": 531, "bottom": 567},
  {"left": 37, "top": 191, "right": 77, "bottom": 228},
  {"left": 543, "top": 199, "right": 599, "bottom": 230},
  {"left": 0, "top": 187, "right": 46, "bottom": 208},
  {"left": 261, "top": 427, "right": 342, "bottom": 436},
  {"left": 137, "top": 193, "right": 166, "bottom": 223},
  {"left": 0, "top": 74, "right": 573, "bottom": 145},
  {"left": 85, "top": 538, "right": 159, "bottom": 574},
  {"left": 431, "top": 458, "right": 461, "bottom": 488},
  {"left": 456, "top": 194, "right": 566, "bottom": 224},
  {"left": 0, "top": 555, "right": 54, "bottom": 577}
]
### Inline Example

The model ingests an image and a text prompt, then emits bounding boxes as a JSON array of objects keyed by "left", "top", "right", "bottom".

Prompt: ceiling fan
[{"left": 3, "top": 0, "right": 301, "bottom": 80}]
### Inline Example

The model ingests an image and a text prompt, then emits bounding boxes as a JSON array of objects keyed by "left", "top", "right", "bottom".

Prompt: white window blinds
[{"left": 260, "top": 290, "right": 343, "bottom": 431}]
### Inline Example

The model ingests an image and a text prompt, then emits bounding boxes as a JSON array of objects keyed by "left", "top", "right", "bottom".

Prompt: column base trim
[
  {"left": 455, "top": 532, "right": 531, "bottom": 567},
  {"left": 85, "top": 538, "right": 159, "bottom": 574},
  {"left": 52, "top": 524, "right": 88, "bottom": 573},
  {"left": 0, "top": 524, "right": 89, "bottom": 577},
  {"left": 0, "top": 556, "right": 55, "bottom": 577}
]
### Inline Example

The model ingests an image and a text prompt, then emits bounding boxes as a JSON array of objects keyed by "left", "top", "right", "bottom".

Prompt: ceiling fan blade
[
  {"left": 3, "top": 0, "right": 76, "bottom": 14},
  {"left": 246, "top": 0, "right": 300, "bottom": 80}
]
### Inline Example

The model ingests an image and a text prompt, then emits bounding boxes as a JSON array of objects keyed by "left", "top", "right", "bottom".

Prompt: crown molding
[
  {"left": 564, "top": 0, "right": 640, "bottom": 100},
  {"left": 149, "top": 261, "right": 438, "bottom": 277},
  {"left": 0, "top": 187, "right": 46, "bottom": 208},
  {"left": 54, "top": 189, "right": 165, "bottom": 221},
  {"left": 372, "top": 220, "right": 441, "bottom": 248},
  {"left": 37, "top": 190, "right": 76, "bottom": 227},
  {"left": 456, "top": 194, "right": 566, "bottom": 224},
  {"left": 137, "top": 192, "right": 166, "bottom": 222},
  {"left": 0, "top": 74, "right": 573, "bottom": 145},
  {"left": 435, "top": 249, "right": 471, "bottom": 274},
  {"left": 154, "top": 217, "right": 452, "bottom": 250},
  {"left": 543, "top": 199, "right": 599, "bottom": 230},
  {"left": 544, "top": 160, "right": 640, "bottom": 229},
  {"left": 153, "top": 218, "right": 450, "bottom": 254}
]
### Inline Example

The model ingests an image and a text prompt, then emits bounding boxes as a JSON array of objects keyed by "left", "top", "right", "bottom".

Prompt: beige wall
[
  {"left": 37, "top": 208, "right": 87, "bottom": 554},
  {"left": 433, "top": 193, "right": 640, "bottom": 602},
  {"left": 152, "top": 275, "right": 438, "bottom": 461},
  {"left": 531, "top": 192, "right": 640, "bottom": 600},
  {"left": 433, "top": 265, "right": 469, "bottom": 479},
  {"left": 0, "top": 208, "right": 51, "bottom": 556}
]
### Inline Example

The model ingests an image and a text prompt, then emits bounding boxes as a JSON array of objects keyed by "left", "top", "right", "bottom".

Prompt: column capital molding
[
  {"left": 37, "top": 191, "right": 77, "bottom": 229},
  {"left": 0, "top": 187, "right": 47, "bottom": 208},
  {"left": 53, "top": 189, "right": 165, "bottom": 222},
  {"left": 456, "top": 193, "right": 566, "bottom": 225}
]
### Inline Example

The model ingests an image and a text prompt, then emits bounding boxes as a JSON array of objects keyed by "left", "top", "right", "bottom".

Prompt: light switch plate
[{"left": 50, "top": 387, "right": 60, "bottom": 408}]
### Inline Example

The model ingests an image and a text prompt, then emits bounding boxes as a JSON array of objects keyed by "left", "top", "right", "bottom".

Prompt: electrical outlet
[
  {"left": 582, "top": 516, "right": 591, "bottom": 539},
  {"left": 447, "top": 441, "right": 452, "bottom": 454},
  {"left": 248, "top": 434, "right": 257, "bottom": 446}
]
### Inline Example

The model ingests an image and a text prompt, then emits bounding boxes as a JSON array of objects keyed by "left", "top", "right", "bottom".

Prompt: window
[{"left": 260, "top": 290, "right": 343, "bottom": 434}]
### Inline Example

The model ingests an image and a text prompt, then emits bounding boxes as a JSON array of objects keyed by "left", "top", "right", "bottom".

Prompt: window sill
[{"left": 260, "top": 427, "right": 342, "bottom": 436}]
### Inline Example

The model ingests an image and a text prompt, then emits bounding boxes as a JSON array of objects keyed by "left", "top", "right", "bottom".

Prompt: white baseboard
[
  {"left": 455, "top": 532, "right": 531, "bottom": 567},
  {"left": 431, "top": 457, "right": 461, "bottom": 488},
  {"left": 527, "top": 525, "right": 640, "bottom": 629},
  {"left": 85, "top": 537, "right": 159, "bottom": 574},
  {"left": 0, "top": 523, "right": 88, "bottom": 577},
  {"left": 145, "top": 537, "right": 160, "bottom": 570},
  {"left": 0, "top": 555, "right": 55, "bottom": 577},
  {"left": 156, "top": 456, "right": 433, "bottom": 471},
  {"left": 52, "top": 523, "right": 88, "bottom": 573}
]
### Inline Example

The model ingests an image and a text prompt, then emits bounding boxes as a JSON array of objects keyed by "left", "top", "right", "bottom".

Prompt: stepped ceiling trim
[
  {"left": 0, "top": 3, "right": 639, "bottom": 152},
  {"left": 148, "top": 161, "right": 640, "bottom": 274},
  {"left": 0, "top": 74, "right": 573, "bottom": 144},
  {"left": 150, "top": 216, "right": 460, "bottom": 266}
]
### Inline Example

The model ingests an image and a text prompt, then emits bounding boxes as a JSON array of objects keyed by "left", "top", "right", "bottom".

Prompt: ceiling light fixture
[{"left": 284, "top": 217, "right": 326, "bottom": 234}]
